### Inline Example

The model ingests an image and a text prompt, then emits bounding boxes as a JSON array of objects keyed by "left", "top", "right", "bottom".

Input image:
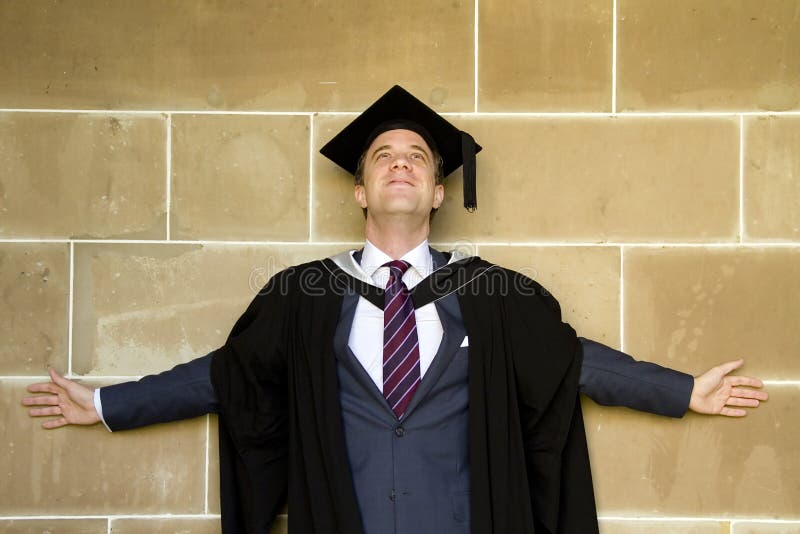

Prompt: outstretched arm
[
  {"left": 580, "top": 339, "right": 768, "bottom": 418},
  {"left": 22, "top": 355, "right": 219, "bottom": 431},
  {"left": 689, "top": 358, "right": 768, "bottom": 417},
  {"left": 23, "top": 367, "right": 100, "bottom": 429}
]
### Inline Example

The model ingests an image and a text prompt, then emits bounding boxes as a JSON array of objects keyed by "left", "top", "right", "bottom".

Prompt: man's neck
[{"left": 363, "top": 215, "right": 431, "bottom": 259}]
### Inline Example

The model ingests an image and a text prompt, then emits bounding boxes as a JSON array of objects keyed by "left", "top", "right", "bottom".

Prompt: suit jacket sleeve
[
  {"left": 578, "top": 338, "right": 694, "bottom": 417},
  {"left": 99, "top": 354, "right": 219, "bottom": 431}
]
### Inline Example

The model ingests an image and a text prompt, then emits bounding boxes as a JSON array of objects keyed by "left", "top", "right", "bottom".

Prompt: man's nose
[{"left": 390, "top": 156, "right": 410, "bottom": 170}]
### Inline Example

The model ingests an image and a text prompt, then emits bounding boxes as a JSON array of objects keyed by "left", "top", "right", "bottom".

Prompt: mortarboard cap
[{"left": 319, "top": 85, "right": 482, "bottom": 211}]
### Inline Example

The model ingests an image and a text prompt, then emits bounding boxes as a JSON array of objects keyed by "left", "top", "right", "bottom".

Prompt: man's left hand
[{"left": 689, "top": 359, "right": 768, "bottom": 417}]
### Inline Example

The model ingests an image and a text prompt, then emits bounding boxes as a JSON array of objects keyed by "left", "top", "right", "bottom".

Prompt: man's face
[{"left": 354, "top": 129, "right": 444, "bottom": 220}]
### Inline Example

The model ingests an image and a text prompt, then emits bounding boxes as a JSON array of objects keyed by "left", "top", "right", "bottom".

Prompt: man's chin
[{"left": 372, "top": 203, "right": 431, "bottom": 218}]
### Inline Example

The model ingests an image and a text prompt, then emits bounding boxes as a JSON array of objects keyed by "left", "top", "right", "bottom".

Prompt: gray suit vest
[{"left": 334, "top": 285, "right": 471, "bottom": 534}]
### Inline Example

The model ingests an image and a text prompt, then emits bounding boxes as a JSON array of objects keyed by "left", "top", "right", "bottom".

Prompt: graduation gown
[{"left": 210, "top": 253, "right": 598, "bottom": 534}]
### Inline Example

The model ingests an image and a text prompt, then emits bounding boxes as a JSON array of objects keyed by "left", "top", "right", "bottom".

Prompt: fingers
[
  {"left": 730, "top": 386, "right": 769, "bottom": 400},
  {"left": 26, "top": 382, "right": 64, "bottom": 395},
  {"left": 42, "top": 417, "right": 69, "bottom": 429},
  {"left": 719, "top": 406, "right": 747, "bottom": 417},
  {"left": 716, "top": 359, "right": 744, "bottom": 376},
  {"left": 48, "top": 367, "right": 71, "bottom": 388},
  {"left": 725, "top": 397, "right": 760, "bottom": 408},
  {"left": 726, "top": 375, "right": 765, "bottom": 388},
  {"left": 21, "top": 395, "right": 60, "bottom": 406},
  {"left": 29, "top": 406, "right": 63, "bottom": 417}
]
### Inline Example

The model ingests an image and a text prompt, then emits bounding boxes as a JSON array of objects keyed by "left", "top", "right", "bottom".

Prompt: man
[{"left": 24, "top": 86, "right": 767, "bottom": 533}]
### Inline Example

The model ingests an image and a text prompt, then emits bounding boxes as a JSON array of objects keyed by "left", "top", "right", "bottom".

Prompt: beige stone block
[
  {"left": 1, "top": 379, "right": 206, "bottom": 514},
  {"left": 744, "top": 116, "right": 800, "bottom": 241},
  {"left": 431, "top": 117, "right": 736, "bottom": 242},
  {"left": 0, "top": 244, "right": 69, "bottom": 374},
  {"left": 0, "top": 1, "right": 473, "bottom": 112},
  {"left": 479, "top": 246, "right": 620, "bottom": 346},
  {"left": 624, "top": 247, "right": 800, "bottom": 379},
  {"left": 72, "top": 243, "right": 347, "bottom": 375},
  {"left": 171, "top": 115, "right": 309, "bottom": 241},
  {"left": 599, "top": 520, "right": 729, "bottom": 534},
  {"left": 0, "top": 113, "right": 166, "bottom": 239},
  {"left": 618, "top": 0, "right": 800, "bottom": 111},
  {"left": 734, "top": 523, "right": 800, "bottom": 534},
  {"left": 479, "top": 0, "right": 612, "bottom": 111},
  {"left": 0, "top": 519, "right": 107, "bottom": 534},
  {"left": 585, "top": 384, "right": 800, "bottom": 516}
]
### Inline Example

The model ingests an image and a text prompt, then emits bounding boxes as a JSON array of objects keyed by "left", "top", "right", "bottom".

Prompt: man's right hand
[{"left": 22, "top": 367, "right": 100, "bottom": 428}]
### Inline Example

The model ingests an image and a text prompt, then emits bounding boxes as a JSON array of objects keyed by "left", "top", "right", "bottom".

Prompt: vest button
[{"left": 394, "top": 426, "right": 405, "bottom": 437}]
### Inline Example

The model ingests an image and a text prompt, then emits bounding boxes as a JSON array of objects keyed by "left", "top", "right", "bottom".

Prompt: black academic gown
[{"left": 210, "top": 254, "right": 598, "bottom": 534}]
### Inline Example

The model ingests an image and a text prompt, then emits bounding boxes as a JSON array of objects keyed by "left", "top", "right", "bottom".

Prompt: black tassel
[{"left": 461, "top": 131, "right": 477, "bottom": 211}]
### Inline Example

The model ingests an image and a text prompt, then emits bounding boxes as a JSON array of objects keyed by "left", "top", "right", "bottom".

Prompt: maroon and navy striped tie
[{"left": 382, "top": 260, "right": 420, "bottom": 418}]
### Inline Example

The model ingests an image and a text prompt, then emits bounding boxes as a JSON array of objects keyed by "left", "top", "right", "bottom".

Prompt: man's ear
[
  {"left": 432, "top": 184, "right": 444, "bottom": 209},
  {"left": 354, "top": 185, "right": 367, "bottom": 208}
]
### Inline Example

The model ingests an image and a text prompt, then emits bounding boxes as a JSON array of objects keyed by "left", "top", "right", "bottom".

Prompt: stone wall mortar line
[
  {"left": 739, "top": 114, "right": 745, "bottom": 243},
  {"left": 0, "top": 514, "right": 223, "bottom": 520},
  {"left": 169, "top": 111, "right": 313, "bottom": 117},
  {"left": 597, "top": 516, "right": 799, "bottom": 522},
  {"left": 1, "top": 108, "right": 799, "bottom": 118},
  {"left": 0, "top": 109, "right": 165, "bottom": 116},
  {"left": 474, "top": 0, "right": 479, "bottom": 113},
  {"left": 0, "top": 375, "right": 146, "bottom": 380},
  {"left": 309, "top": 114, "right": 315, "bottom": 243},
  {"left": 204, "top": 415, "right": 210, "bottom": 514},
  {"left": 465, "top": 242, "right": 800, "bottom": 248},
  {"left": 67, "top": 241, "right": 74, "bottom": 376},
  {"left": 598, "top": 516, "right": 725, "bottom": 521},
  {"left": 619, "top": 245, "right": 625, "bottom": 352},
  {"left": 730, "top": 519, "right": 800, "bottom": 525},
  {"left": 0, "top": 239, "right": 361, "bottom": 246},
  {"left": 166, "top": 114, "right": 172, "bottom": 241},
  {"left": 0, "top": 108, "right": 315, "bottom": 116},
  {"left": 0, "top": 239, "right": 71, "bottom": 243},
  {"left": 612, "top": 0, "right": 618, "bottom": 113},
  {"left": 322, "top": 111, "right": 800, "bottom": 118}
]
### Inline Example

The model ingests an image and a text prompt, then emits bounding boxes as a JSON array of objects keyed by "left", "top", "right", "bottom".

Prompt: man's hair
[{"left": 353, "top": 146, "right": 445, "bottom": 219}]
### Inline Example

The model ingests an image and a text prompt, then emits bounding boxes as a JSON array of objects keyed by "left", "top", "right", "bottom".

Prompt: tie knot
[{"left": 383, "top": 259, "right": 411, "bottom": 280}]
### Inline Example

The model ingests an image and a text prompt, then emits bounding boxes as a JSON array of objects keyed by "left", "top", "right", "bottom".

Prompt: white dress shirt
[{"left": 348, "top": 239, "right": 444, "bottom": 390}]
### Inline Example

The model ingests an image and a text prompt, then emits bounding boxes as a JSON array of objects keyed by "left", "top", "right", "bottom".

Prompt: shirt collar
[{"left": 361, "top": 239, "right": 433, "bottom": 281}]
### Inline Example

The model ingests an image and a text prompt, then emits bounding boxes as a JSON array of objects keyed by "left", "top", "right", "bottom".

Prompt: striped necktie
[{"left": 382, "top": 260, "right": 420, "bottom": 418}]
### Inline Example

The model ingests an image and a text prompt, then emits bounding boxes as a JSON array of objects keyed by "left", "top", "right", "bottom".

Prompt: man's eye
[
  {"left": 377, "top": 152, "right": 390, "bottom": 159},
  {"left": 410, "top": 153, "right": 424, "bottom": 160}
]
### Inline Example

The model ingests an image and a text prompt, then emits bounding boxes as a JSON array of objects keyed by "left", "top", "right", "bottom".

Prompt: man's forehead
[{"left": 368, "top": 129, "right": 433, "bottom": 153}]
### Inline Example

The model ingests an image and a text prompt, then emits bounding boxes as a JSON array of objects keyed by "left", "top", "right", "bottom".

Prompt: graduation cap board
[{"left": 319, "top": 85, "right": 482, "bottom": 211}]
